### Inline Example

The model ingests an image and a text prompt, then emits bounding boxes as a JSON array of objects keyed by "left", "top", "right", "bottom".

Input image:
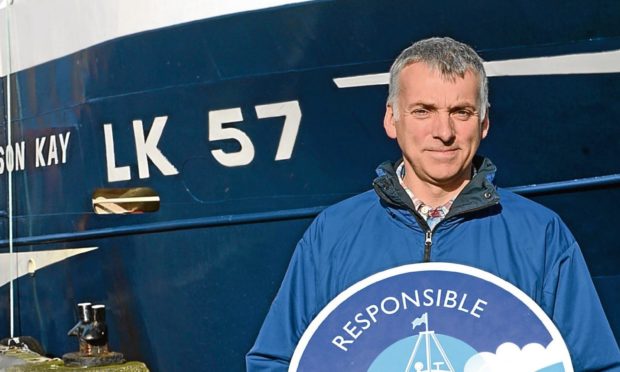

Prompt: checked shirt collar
[{"left": 395, "top": 162, "right": 454, "bottom": 231}]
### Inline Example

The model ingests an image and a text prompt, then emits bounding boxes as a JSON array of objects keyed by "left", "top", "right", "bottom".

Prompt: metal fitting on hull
[{"left": 63, "top": 303, "right": 125, "bottom": 367}]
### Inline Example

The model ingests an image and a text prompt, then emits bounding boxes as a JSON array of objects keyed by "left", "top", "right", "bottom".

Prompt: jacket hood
[{"left": 372, "top": 155, "right": 500, "bottom": 218}]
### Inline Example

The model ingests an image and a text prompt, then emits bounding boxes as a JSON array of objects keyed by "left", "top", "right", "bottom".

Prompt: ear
[
  {"left": 480, "top": 109, "right": 490, "bottom": 139},
  {"left": 384, "top": 105, "right": 398, "bottom": 139}
]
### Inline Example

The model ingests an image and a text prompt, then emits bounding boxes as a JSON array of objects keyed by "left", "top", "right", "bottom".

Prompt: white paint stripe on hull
[
  {"left": 333, "top": 49, "right": 620, "bottom": 88},
  {"left": 485, "top": 49, "right": 620, "bottom": 76},
  {"left": 0, "top": 247, "right": 98, "bottom": 287},
  {"left": 333, "top": 73, "right": 389, "bottom": 88}
]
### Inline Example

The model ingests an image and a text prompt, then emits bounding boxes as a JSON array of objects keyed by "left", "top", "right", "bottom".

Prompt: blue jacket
[{"left": 247, "top": 157, "right": 620, "bottom": 371}]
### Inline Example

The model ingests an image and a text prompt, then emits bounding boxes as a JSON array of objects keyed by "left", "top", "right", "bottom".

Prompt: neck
[{"left": 402, "top": 165, "right": 472, "bottom": 207}]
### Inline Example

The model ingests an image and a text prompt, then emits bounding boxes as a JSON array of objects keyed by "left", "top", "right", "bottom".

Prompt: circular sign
[{"left": 290, "top": 263, "right": 572, "bottom": 372}]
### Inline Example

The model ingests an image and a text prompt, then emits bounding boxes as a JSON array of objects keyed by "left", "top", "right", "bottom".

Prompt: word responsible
[{"left": 332, "top": 288, "right": 487, "bottom": 351}]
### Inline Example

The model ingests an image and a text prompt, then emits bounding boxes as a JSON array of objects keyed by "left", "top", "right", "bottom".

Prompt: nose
[{"left": 431, "top": 111, "right": 455, "bottom": 143}]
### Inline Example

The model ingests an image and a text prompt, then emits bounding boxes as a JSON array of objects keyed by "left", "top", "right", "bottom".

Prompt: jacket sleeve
[
  {"left": 246, "top": 217, "right": 323, "bottom": 371},
  {"left": 542, "top": 240, "right": 620, "bottom": 371}
]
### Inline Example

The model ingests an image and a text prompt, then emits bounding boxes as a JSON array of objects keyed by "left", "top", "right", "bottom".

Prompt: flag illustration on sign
[{"left": 411, "top": 312, "right": 428, "bottom": 332}]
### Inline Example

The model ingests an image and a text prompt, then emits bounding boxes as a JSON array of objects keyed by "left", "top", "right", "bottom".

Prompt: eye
[
  {"left": 411, "top": 108, "right": 431, "bottom": 118},
  {"left": 452, "top": 109, "right": 474, "bottom": 120}
]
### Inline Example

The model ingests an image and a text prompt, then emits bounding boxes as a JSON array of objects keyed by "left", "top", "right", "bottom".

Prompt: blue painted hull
[{"left": 1, "top": 1, "right": 619, "bottom": 371}]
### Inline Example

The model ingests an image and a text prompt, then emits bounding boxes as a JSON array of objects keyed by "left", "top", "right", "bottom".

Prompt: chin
[{"left": 427, "top": 169, "right": 470, "bottom": 186}]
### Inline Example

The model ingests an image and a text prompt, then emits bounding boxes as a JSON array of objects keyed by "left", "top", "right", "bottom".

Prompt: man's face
[{"left": 384, "top": 62, "right": 489, "bottom": 190}]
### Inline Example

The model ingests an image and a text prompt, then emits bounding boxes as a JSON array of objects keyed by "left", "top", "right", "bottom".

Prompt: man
[{"left": 247, "top": 37, "right": 620, "bottom": 371}]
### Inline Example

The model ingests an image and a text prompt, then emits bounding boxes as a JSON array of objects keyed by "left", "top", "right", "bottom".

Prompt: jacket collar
[{"left": 372, "top": 155, "right": 500, "bottom": 219}]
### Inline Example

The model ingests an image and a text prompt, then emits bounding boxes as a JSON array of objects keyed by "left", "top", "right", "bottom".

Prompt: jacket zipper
[
  {"left": 420, "top": 199, "right": 500, "bottom": 262},
  {"left": 377, "top": 161, "right": 500, "bottom": 264},
  {"left": 423, "top": 230, "right": 432, "bottom": 262}
]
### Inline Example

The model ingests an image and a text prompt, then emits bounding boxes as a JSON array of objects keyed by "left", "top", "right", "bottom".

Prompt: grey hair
[{"left": 387, "top": 37, "right": 488, "bottom": 119}]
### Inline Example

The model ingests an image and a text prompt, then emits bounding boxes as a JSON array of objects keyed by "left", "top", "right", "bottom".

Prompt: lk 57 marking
[{"left": 104, "top": 100, "right": 302, "bottom": 182}]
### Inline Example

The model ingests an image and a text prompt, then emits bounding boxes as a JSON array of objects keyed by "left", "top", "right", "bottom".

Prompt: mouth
[
  {"left": 427, "top": 148, "right": 459, "bottom": 153},
  {"left": 426, "top": 148, "right": 459, "bottom": 159}
]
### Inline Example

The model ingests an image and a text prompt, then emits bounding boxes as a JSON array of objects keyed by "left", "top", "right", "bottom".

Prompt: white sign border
[{"left": 289, "top": 262, "right": 573, "bottom": 372}]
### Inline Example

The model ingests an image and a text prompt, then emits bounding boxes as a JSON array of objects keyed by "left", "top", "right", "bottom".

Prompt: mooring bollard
[{"left": 63, "top": 302, "right": 125, "bottom": 367}]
